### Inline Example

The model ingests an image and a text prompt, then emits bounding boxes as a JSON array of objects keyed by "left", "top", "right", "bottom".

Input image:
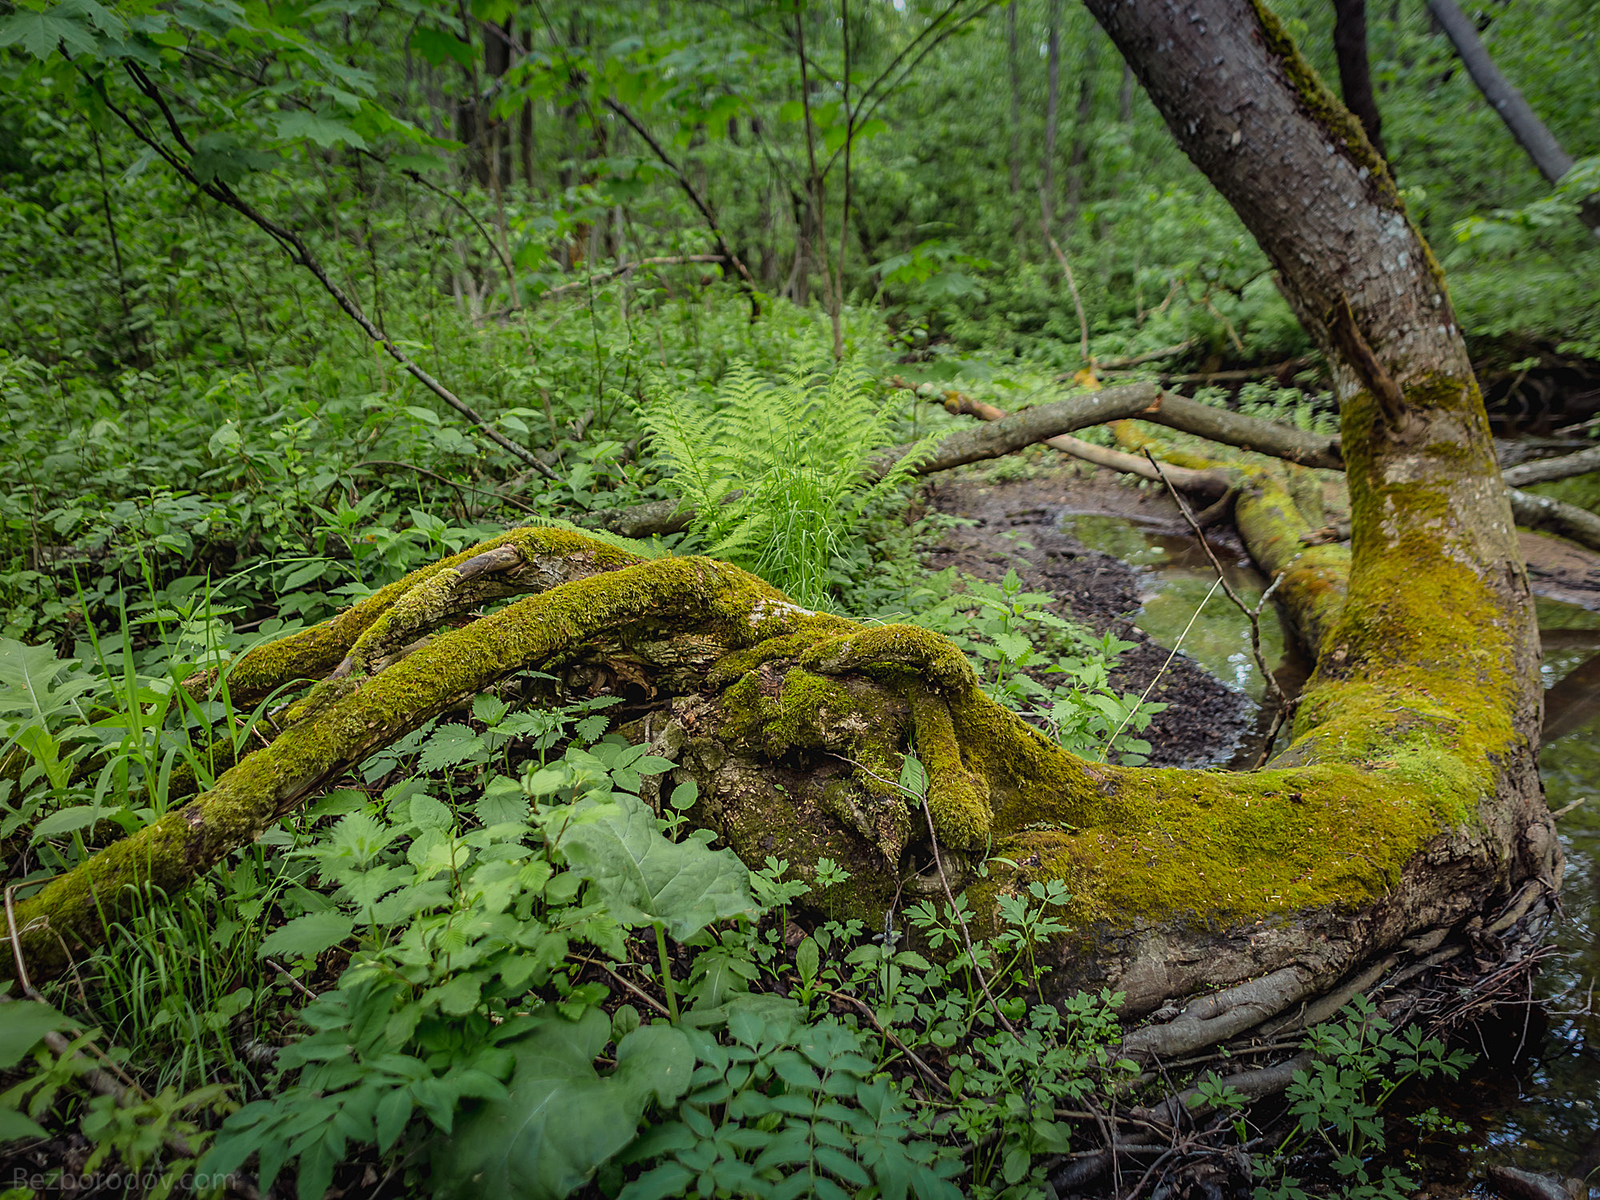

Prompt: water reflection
[
  {"left": 1481, "top": 598, "right": 1600, "bottom": 1177},
  {"left": 1061, "top": 513, "right": 1292, "bottom": 703}
]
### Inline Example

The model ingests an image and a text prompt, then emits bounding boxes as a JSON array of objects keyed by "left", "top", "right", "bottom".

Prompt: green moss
[
  {"left": 709, "top": 630, "right": 844, "bottom": 687},
  {"left": 799, "top": 624, "right": 978, "bottom": 694},
  {"left": 223, "top": 525, "right": 647, "bottom": 705},
  {"left": 986, "top": 760, "right": 1433, "bottom": 927},
  {"left": 1251, "top": 0, "right": 1456, "bottom": 305},
  {"left": 1251, "top": 1, "right": 1397, "bottom": 208},
  {"left": 908, "top": 688, "right": 991, "bottom": 847}
]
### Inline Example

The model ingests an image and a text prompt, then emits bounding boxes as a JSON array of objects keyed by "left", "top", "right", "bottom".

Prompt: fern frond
[{"left": 642, "top": 355, "right": 915, "bottom": 610}]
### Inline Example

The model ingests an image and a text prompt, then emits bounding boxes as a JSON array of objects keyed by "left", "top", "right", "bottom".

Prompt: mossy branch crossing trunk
[{"left": 5, "top": 0, "right": 1558, "bottom": 1062}]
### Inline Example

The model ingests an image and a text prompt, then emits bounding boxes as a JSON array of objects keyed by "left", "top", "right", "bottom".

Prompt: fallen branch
[
  {"left": 1507, "top": 487, "right": 1600, "bottom": 553},
  {"left": 1138, "top": 391, "right": 1343, "bottom": 469},
  {"left": 538, "top": 255, "right": 729, "bottom": 300},
  {"left": 1502, "top": 444, "right": 1600, "bottom": 488},
  {"left": 927, "top": 389, "right": 1230, "bottom": 499},
  {"left": 1084, "top": 340, "right": 1197, "bottom": 372}
]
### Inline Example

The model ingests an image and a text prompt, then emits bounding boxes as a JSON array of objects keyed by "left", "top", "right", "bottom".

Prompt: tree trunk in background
[
  {"left": 1039, "top": 0, "right": 1062, "bottom": 232},
  {"left": 1332, "top": 0, "right": 1386, "bottom": 160},
  {"left": 1066, "top": 33, "right": 1095, "bottom": 217},
  {"left": 1427, "top": 0, "right": 1600, "bottom": 235},
  {"left": 1007, "top": 2, "right": 1024, "bottom": 250}
]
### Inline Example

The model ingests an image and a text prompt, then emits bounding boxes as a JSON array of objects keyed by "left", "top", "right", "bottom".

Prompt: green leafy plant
[
  {"left": 619, "top": 994, "right": 965, "bottom": 1200},
  {"left": 198, "top": 705, "right": 757, "bottom": 1199},
  {"left": 907, "top": 570, "right": 1164, "bottom": 763},
  {"left": 1252, "top": 995, "right": 1474, "bottom": 1200},
  {"left": 641, "top": 360, "right": 932, "bottom": 609}
]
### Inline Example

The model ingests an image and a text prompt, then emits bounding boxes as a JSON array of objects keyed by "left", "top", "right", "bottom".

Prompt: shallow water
[
  {"left": 1062, "top": 513, "right": 1293, "bottom": 704},
  {"left": 1476, "top": 602, "right": 1600, "bottom": 1179},
  {"left": 1064, "top": 511, "right": 1600, "bottom": 1181}
]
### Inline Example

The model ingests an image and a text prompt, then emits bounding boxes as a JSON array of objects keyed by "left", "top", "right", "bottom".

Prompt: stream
[{"left": 1062, "top": 512, "right": 1600, "bottom": 1186}]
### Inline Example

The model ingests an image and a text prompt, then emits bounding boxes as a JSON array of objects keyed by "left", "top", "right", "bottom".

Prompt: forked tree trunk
[{"left": 3, "top": 0, "right": 1559, "bottom": 1065}]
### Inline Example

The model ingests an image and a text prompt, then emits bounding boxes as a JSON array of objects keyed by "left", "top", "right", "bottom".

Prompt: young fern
[{"left": 642, "top": 360, "right": 931, "bottom": 610}]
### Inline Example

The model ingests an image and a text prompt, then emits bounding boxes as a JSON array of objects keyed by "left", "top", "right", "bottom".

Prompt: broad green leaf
[
  {"left": 550, "top": 792, "right": 756, "bottom": 940},
  {"left": 0, "top": 638, "right": 98, "bottom": 724},
  {"left": 0, "top": 11, "right": 98, "bottom": 59},
  {"left": 477, "top": 776, "right": 529, "bottom": 827},
  {"left": 472, "top": 693, "right": 511, "bottom": 725},
  {"left": 258, "top": 912, "right": 354, "bottom": 960},
  {"left": 617, "top": 1162, "right": 694, "bottom": 1200},
  {"left": 418, "top": 724, "right": 485, "bottom": 772},
  {"left": 433, "top": 1009, "right": 693, "bottom": 1200},
  {"left": 795, "top": 936, "right": 819, "bottom": 985},
  {"left": 275, "top": 110, "right": 368, "bottom": 150},
  {"left": 412, "top": 26, "right": 473, "bottom": 69},
  {"left": 190, "top": 133, "right": 275, "bottom": 185},
  {"left": 0, "top": 1108, "right": 49, "bottom": 1141},
  {"left": 15, "top": 723, "right": 66, "bottom": 788},
  {"left": 897, "top": 753, "right": 927, "bottom": 799},
  {"left": 0, "top": 1000, "right": 76, "bottom": 1069},
  {"left": 30, "top": 802, "right": 102, "bottom": 841}
]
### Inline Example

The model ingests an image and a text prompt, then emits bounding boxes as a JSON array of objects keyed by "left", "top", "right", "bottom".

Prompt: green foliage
[
  {"left": 642, "top": 360, "right": 930, "bottom": 610},
  {"left": 436, "top": 1010, "right": 694, "bottom": 1200},
  {"left": 0, "top": 0, "right": 1580, "bottom": 1191},
  {"left": 904, "top": 569, "right": 1165, "bottom": 763},
  {"left": 1252, "top": 995, "right": 1474, "bottom": 1200},
  {"left": 620, "top": 995, "right": 964, "bottom": 1200}
]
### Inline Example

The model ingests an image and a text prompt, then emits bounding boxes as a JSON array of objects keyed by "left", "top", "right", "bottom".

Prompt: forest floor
[{"left": 917, "top": 465, "right": 1253, "bottom": 766}]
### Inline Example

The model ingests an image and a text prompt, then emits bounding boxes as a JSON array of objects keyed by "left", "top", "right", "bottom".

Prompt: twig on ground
[
  {"left": 265, "top": 958, "right": 319, "bottom": 1002},
  {"left": 351, "top": 460, "right": 538, "bottom": 515},
  {"left": 818, "top": 987, "right": 950, "bottom": 1095},
  {"left": 575, "top": 954, "right": 674, "bottom": 1019}
]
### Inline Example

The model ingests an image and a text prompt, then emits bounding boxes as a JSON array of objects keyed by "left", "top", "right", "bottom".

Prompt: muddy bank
[{"left": 920, "top": 468, "right": 1253, "bottom": 768}]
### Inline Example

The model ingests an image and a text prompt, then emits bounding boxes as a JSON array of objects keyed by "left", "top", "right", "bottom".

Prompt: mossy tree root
[{"left": 8, "top": 516, "right": 1559, "bottom": 1055}]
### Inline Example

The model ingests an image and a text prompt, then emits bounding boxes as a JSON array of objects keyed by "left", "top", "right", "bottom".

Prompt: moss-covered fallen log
[
  {"left": 5, "top": 490, "right": 1558, "bottom": 1058},
  {"left": 4, "top": 0, "right": 1563, "bottom": 1080}
]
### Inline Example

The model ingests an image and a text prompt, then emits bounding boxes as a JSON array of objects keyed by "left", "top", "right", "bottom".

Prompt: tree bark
[
  {"left": 1066, "top": 33, "right": 1095, "bottom": 217},
  {"left": 1007, "top": 3, "right": 1022, "bottom": 207},
  {"left": 1332, "top": 0, "right": 1386, "bottom": 160},
  {"left": 1071, "top": 0, "right": 1555, "bottom": 1021},
  {"left": 1427, "top": 0, "right": 1600, "bottom": 236}
]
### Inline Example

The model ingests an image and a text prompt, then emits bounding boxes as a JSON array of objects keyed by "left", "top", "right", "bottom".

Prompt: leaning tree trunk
[{"left": 3, "top": 0, "right": 1560, "bottom": 1067}]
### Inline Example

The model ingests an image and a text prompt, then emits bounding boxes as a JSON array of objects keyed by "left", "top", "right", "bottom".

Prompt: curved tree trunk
[{"left": 4, "top": 0, "right": 1559, "bottom": 1070}]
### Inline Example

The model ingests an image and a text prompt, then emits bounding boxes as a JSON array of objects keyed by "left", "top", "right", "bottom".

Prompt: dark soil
[{"left": 920, "top": 467, "right": 1253, "bottom": 768}]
